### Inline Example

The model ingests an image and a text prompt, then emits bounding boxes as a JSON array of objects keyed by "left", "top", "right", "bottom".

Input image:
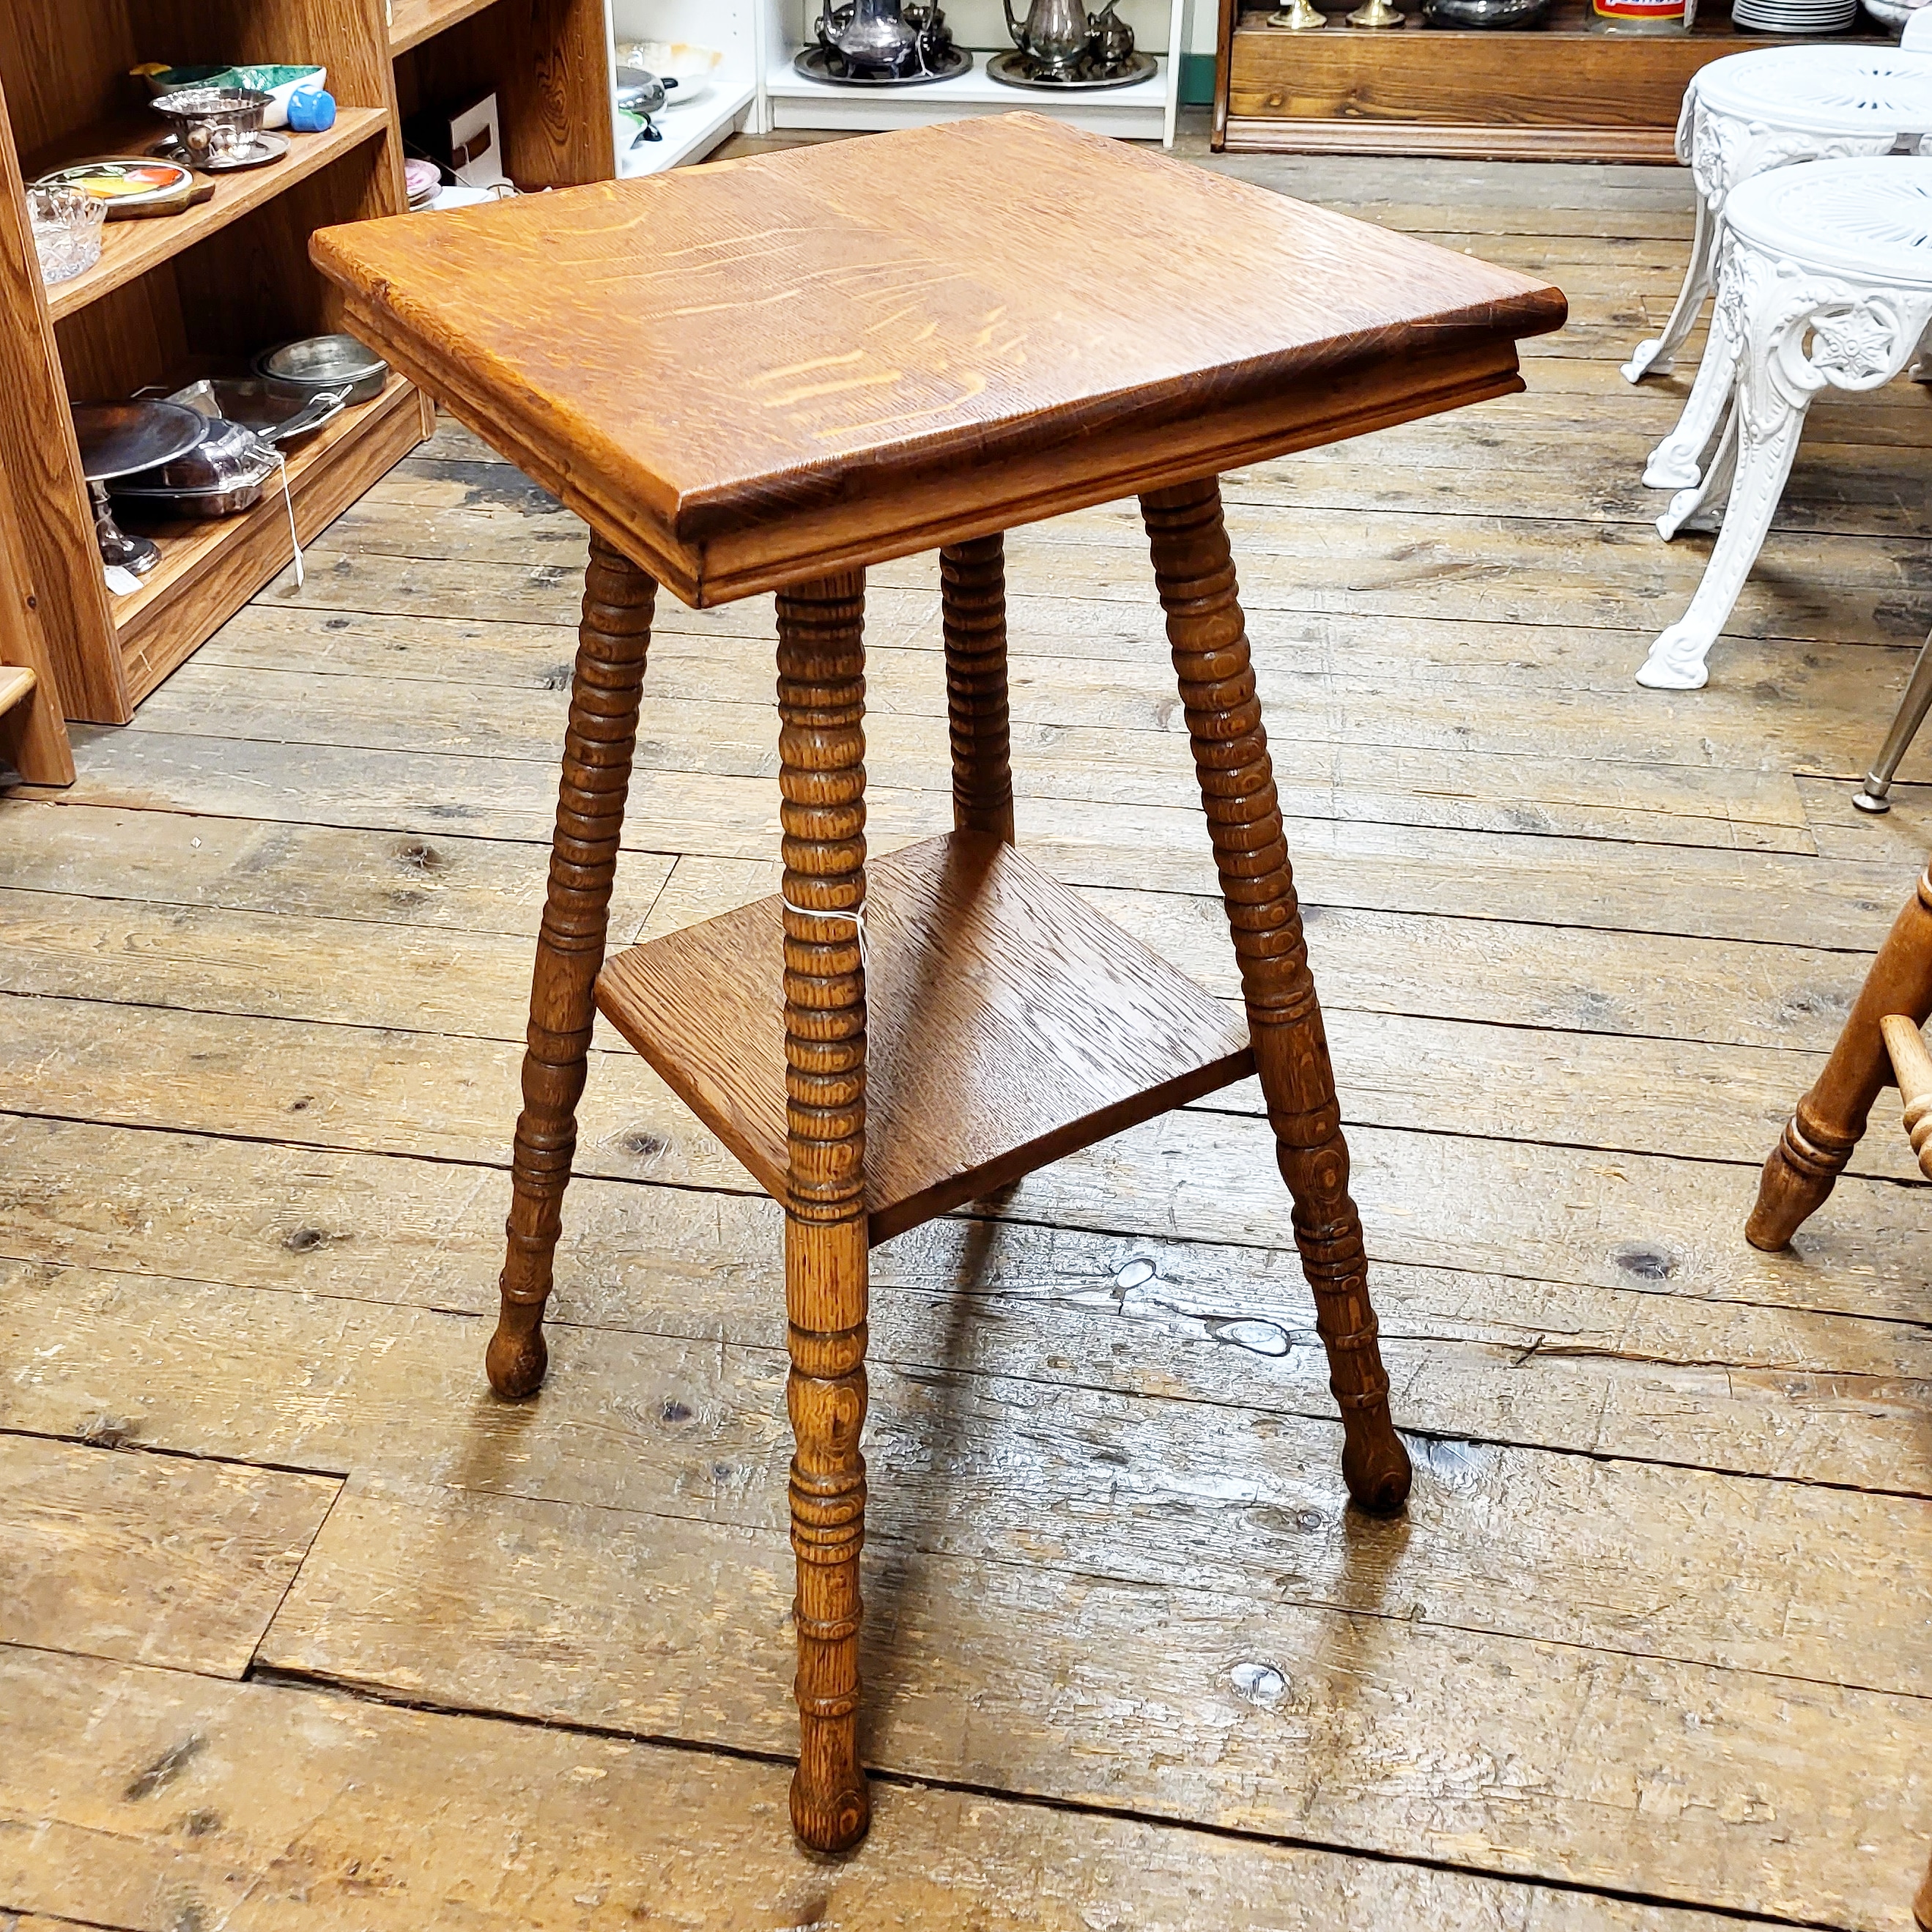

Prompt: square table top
[{"left": 312, "top": 114, "right": 1565, "bottom": 607}]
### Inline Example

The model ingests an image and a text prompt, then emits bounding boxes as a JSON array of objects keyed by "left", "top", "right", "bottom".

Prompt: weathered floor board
[
  {"left": 1, "top": 1648, "right": 1795, "bottom": 1932},
  {"left": 1, "top": 137, "right": 1928, "bottom": 1931},
  {"left": 0, "top": 1435, "right": 337, "bottom": 1675}
]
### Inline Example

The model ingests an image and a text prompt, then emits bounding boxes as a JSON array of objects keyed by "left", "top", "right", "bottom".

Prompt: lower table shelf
[{"left": 597, "top": 829, "right": 1254, "bottom": 1245}]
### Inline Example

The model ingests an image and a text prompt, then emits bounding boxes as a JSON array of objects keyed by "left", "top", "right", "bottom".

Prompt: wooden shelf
[
  {"left": 110, "top": 373, "right": 424, "bottom": 706},
  {"left": 0, "top": 666, "right": 33, "bottom": 717},
  {"left": 597, "top": 830, "right": 1255, "bottom": 1245},
  {"left": 1217, "top": 0, "right": 1888, "bottom": 159},
  {"left": 388, "top": 0, "right": 504, "bottom": 56},
  {"left": 0, "top": 0, "right": 610, "bottom": 728},
  {"left": 30, "top": 108, "right": 392, "bottom": 325}
]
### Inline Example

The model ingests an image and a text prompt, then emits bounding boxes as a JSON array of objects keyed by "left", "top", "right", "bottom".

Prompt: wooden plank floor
[{"left": 4, "top": 135, "right": 1932, "bottom": 1931}]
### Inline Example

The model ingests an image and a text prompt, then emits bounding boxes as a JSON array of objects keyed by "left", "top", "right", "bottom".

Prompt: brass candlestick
[
  {"left": 1267, "top": 0, "right": 1327, "bottom": 23},
  {"left": 1346, "top": 0, "right": 1404, "bottom": 23}
]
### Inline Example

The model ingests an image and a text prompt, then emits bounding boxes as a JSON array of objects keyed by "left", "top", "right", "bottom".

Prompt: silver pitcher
[
  {"left": 1003, "top": 0, "right": 1092, "bottom": 74},
  {"left": 821, "top": 0, "right": 921, "bottom": 74}
]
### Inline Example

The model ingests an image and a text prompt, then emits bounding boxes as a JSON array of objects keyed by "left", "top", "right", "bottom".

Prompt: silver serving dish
[
  {"left": 112, "top": 415, "right": 281, "bottom": 518},
  {"left": 166, "top": 376, "right": 349, "bottom": 445},
  {"left": 798, "top": 0, "right": 970, "bottom": 82},
  {"left": 70, "top": 399, "right": 212, "bottom": 572},
  {"left": 253, "top": 333, "right": 388, "bottom": 405},
  {"left": 150, "top": 85, "right": 273, "bottom": 164}
]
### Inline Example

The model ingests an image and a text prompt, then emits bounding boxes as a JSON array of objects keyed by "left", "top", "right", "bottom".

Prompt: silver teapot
[
  {"left": 1003, "top": 0, "right": 1091, "bottom": 74},
  {"left": 1089, "top": 0, "right": 1135, "bottom": 67},
  {"left": 819, "top": 0, "right": 921, "bottom": 75}
]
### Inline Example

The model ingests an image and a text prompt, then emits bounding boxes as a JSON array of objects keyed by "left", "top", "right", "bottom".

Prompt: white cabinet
[
  {"left": 765, "top": 1, "right": 1187, "bottom": 145},
  {"left": 594, "top": 0, "right": 1191, "bottom": 171},
  {"left": 604, "top": 0, "right": 766, "bottom": 176}
]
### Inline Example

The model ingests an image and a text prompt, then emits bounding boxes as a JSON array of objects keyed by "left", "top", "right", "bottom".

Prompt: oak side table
[{"left": 312, "top": 114, "right": 1564, "bottom": 1853}]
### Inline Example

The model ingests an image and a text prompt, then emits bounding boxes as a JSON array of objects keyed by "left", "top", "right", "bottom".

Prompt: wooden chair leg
[
  {"left": 1748, "top": 863, "right": 1932, "bottom": 1250},
  {"left": 777, "top": 569, "right": 872, "bottom": 1853},
  {"left": 486, "top": 535, "right": 656, "bottom": 1399},
  {"left": 1140, "top": 477, "right": 1410, "bottom": 1516},
  {"left": 941, "top": 533, "right": 1014, "bottom": 841}
]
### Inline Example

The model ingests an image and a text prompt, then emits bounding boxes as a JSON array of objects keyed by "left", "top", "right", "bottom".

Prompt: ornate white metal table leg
[
  {"left": 1625, "top": 97, "right": 1714, "bottom": 385},
  {"left": 1657, "top": 404, "right": 1737, "bottom": 539},
  {"left": 1638, "top": 382, "right": 1808, "bottom": 690},
  {"left": 1643, "top": 232, "right": 1745, "bottom": 491},
  {"left": 1638, "top": 164, "right": 1932, "bottom": 691}
]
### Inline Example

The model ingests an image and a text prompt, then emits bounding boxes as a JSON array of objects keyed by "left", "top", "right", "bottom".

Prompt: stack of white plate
[{"left": 1731, "top": 0, "right": 1860, "bottom": 31}]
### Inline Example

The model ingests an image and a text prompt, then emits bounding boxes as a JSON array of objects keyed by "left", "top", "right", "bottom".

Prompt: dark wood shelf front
[
  {"left": 597, "top": 830, "right": 1256, "bottom": 1245},
  {"left": 1218, "top": 0, "right": 1889, "bottom": 159}
]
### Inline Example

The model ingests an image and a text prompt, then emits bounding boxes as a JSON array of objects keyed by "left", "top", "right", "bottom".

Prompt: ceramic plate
[{"left": 36, "top": 157, "right": 193, "bottom": 208}]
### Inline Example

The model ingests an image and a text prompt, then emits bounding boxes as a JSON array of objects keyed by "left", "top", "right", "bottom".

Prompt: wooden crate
[{"left": 1214, "top": 0, "right": 1889, "bottom": 160}]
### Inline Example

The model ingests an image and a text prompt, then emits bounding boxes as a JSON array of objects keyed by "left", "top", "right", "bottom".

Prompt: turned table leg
[
  {"left": 1141, "top": 478, "right": 1410, "bottom": 1516},
  {"left": 1748, "top": 863, "right": 1932, "bottom": 1250},
  {"left": 941, "top": 533, "right": 1014, "bottom": 842},
  {"left": 488, "top": 535, "right": 656, "bottom": 1399},
  {"left": 777, "top": 569, "right": 873, "bottom": 1852}
]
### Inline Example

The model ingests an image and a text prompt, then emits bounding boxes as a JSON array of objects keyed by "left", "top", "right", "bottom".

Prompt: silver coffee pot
[
  {"left": 821, "top": 0, "right": 921, "bottom": 74},
  {"left": 1003, "top": 0, "right": 1092, "bottom": 73}
]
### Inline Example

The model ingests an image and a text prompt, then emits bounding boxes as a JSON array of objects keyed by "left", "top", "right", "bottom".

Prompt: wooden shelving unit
[
  {"left": 0, "top": 0, "right": 613, "bottom": 734},
  {"left": 388, "top": 0, "right": 508, "bottom": 58},
  {"left": 391, "top": 0, "right": 612, "bottom": 193},
  {"left": 1214, "top": 0, "right": 1889, "bottom": 159}
]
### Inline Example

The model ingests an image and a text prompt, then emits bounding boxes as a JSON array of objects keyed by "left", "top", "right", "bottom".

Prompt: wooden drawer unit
[{"left": 1215, "top": 0, "right": 1887, "bottom": 160}]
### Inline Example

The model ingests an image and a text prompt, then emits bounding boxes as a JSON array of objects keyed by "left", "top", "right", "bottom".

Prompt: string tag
[
  {"left": 273, "top": 449, "right": 304, "bottom": 588},
  {"left": 781, "top": 897, "right": 868, "bottom": 975}
]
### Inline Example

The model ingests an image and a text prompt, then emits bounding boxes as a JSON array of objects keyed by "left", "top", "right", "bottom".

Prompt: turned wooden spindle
[
  {"left": 940, "top": 534, "right": 1014, "bottom": 842},
  {"left": 1748, "top": 865, "right": 1932, "bottom": 1250},
  {"left": 777, "top": 570, "right": 873, "bottom": 1853},
  {"left": 487, "top": 536, "right": 656, "bottom": 1399},
  {"left": 1140, "top": 477, "right": 1410, "bottom": 1516},
  {"left": 1879, "top": 1015, "right": 1932, "bottom": 1181}
]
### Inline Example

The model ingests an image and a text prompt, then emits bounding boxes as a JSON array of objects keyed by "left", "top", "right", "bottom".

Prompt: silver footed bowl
[{"left": 1425, "top": 0, "right": 1555, "bottom": 22}]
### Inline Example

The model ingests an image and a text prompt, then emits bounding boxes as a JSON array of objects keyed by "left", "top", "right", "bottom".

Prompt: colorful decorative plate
[{"left": 35, "top": 157, "right": 195, "bottom": 212}]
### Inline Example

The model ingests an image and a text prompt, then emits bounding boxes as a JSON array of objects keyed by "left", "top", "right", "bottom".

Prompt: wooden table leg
[
  {"left": 941, "top": 533, "right": 1014, "bottom": 842},
  {"left": 487, "top": 534, "right": 656, "bottom": 1399},
  {"left": 1141, "top": 477, "right": 1411, "bottom": 1517},
  {"left": 777, "top": 569, "right": 873, "bottom": 1852},
  {"left": 1748, "top": 862, "right": 1932, "bottom": 1250}
]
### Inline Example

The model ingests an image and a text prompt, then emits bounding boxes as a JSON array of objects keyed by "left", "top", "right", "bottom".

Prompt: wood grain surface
[
  {"left": 311, "top": 113, "right": 1564, "bottom": 602},
  {"left": 0, "top": 1435, "right": 336, "bottom": 1676},
  {"left": 599, "top": 831, "right": 1254, "bottom": 1242},
  {"left": 4, "top": 1648, "right": 1788, "bottom": 1932},
  {"left": 4, "top": 141, "right": 1929, "bottom": 1930}
]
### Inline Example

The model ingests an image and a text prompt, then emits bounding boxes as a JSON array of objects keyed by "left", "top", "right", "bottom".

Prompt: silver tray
[
  {"left": 985, "top": 48, "right": 1158, "bottom": 87},
  {"left": 792, "top": 42, "right": 974, "bottom": 83},
  {"left": 150, "top": 131, "right": 290, "bottom": 174}
]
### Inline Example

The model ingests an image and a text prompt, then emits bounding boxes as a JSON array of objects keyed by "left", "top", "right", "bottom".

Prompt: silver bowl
[
  {"left": 1425, "top": 0, "right": 1554, "bottom": 23},
  {"left": 150, "top": 86, "right": 273, "bottom": 164},
  {"left": 253, "top": 333, "right": 389, "bottom": 406}
]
